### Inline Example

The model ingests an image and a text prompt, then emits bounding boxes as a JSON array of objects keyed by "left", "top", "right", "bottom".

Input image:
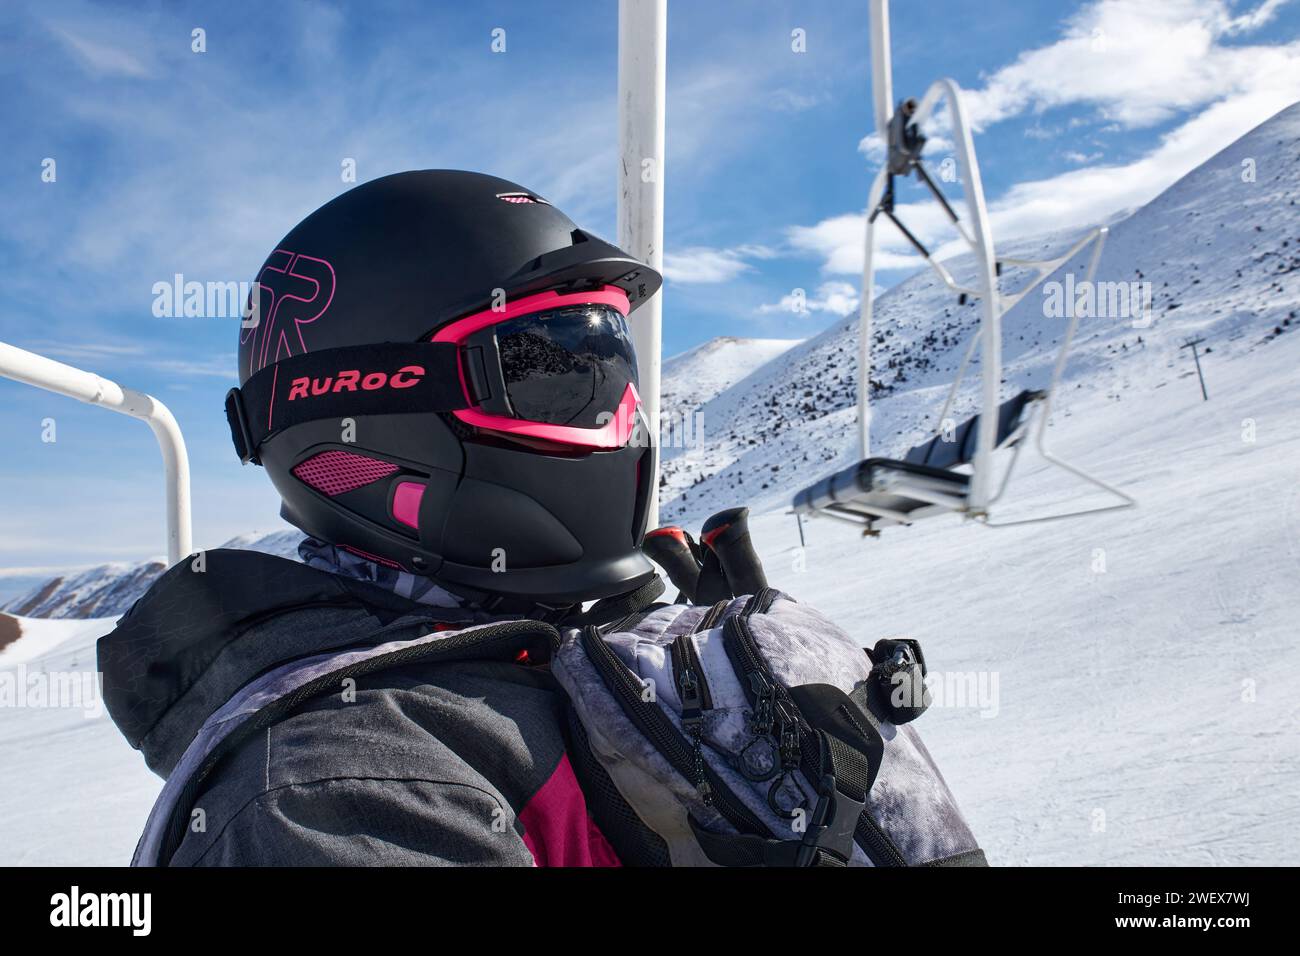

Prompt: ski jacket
[{"left": 98, "top": 549, "right": 620, "bottom": 866}]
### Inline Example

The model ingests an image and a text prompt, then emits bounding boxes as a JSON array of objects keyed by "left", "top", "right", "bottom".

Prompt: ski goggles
[
  {"left": 225, "top": 286, "right": 642, "bottom": 465},
  {"left": 432, "top": 286, "right": 642, "bottom": 450}
]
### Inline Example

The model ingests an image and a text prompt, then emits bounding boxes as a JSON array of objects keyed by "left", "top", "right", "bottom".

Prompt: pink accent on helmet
[
  {"left": 292, "top": 450, "right": 398, "bottom": 496},
  {"left": 496, "top": 191, "right": 549, "bottom": 205},
  {"left": 391, "top": 480, "right": 425, "bottom": 530},
  {"left": 268, "top": 365, "right": 279, "bottom": 429},
  {"left": 340, "top": 544, "right": 404, "bottom": 570},
  {"left": 432, "top": 286, "right": 638, "bottom": 450},
  {"left": 246, "top": 251, "right": 337, "bottom": 378}
]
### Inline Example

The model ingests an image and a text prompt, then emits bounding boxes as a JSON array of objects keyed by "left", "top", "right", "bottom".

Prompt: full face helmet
[{"left": 225, "top": 170, "right": 662, "bottom": 605}]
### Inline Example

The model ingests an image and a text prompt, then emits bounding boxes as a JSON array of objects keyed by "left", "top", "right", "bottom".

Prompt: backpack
[
  {"left": 115, "top": 548, "right": 982, "bottom": 866},
  {"left": 551, "top": 587, "right": 986, "bottom": 867}
]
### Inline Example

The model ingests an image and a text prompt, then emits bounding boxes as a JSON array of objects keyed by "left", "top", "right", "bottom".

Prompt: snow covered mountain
[
  {"left": 661, "top": 336, "right": 801, "bottom": 415},
  {"left": 3, "top": 560, "right": 169, "bottom": 620},
  {"left": 1, "top": 528, "right": 305, "bottom": 620},
  {"left": 658, "top": 102, "right": 1300, "bottom": 526}
]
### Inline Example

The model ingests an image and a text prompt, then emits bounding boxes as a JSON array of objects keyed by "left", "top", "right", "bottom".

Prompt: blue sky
[{"left": 1, "top": 0, "right": 1298, "bottom": 567}]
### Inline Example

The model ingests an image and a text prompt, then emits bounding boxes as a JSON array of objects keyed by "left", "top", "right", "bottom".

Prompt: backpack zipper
[
  {"left": 693, "top": 600, "right": 731, "bottom": 633},
  {"left": 670, "top": 632, "right": 714, "bottom": 802},
  {"left": 723, "top": 614, "right": 807, "bottom": 817},
  {"left": 579, "top": 625, "right": 771, "bottom": 840},
  {"left": 670, "top": 633, "right": 714, "bottom": 713}
]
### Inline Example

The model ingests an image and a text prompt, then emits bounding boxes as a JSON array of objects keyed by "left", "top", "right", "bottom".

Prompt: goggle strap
[{"left": 228, "top": 342, "right": 466, "bottom": 465}]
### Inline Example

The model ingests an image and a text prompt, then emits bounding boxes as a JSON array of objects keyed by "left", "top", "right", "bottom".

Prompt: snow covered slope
[
  {"left": 659, "top": 102, "right": 1300, "bottom": 525},
  {"left": 750, "top": 314, "right": 1300, "bottom": 864},
  {"left": 3, "top": 560, "right": 168, "bottom": 620},
  {"left": 0, "top": 613, "right": 160, "bottom": 865},
  {"left": 661, "top": 337, "right": 801, "bottom": 416},
  {"left": 687, "top": 102, "right": 1300, "bottom": 865}
]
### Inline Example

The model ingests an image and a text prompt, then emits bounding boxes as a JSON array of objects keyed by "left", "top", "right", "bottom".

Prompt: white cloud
[
  {"left": 25, "top": 342, "right": 146, "bottom": 361},
  {"left": 785, "top": 207, "right": 939, "bottom": 275},
  {"left": 858, "top": 132, "right": 885, "bottom": 163},
  {"left": 768, "top": 89, "right": 829, "bottom": 112},
  {"left": 662, "top": 244, "right": 777, "bottom": 284},
  {"left": 1224, "top": 0, "right": 1289, "bottom": 32},
  {"left": 786, "top": 0, "right": 1300, "bottom": 278},
  {"left": 1062, "top": 150, "right": 1103, "bottom": 164},
  {"left": 760, "top": 280, "right": 863, "bottom": 317},
  {"left": 28, "top": 342, "right": 235, "bottom": 379},
  {"left": 858, "top": 130, "right": 952, "bottom": 163},
  {"left": 960, "top": 0, "right": 1297, "bottom": 130},
  {"left": 49, "top": 25, "right": 150, "bottom": 78}
]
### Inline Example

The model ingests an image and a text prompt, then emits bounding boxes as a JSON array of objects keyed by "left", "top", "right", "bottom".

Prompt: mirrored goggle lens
[{"left": 495, "top": 305, "right": 638, "bottom": 428}]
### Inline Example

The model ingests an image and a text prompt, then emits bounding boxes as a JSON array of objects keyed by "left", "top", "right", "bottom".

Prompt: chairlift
[{"left": 792, "top": 0, "right": 1135, "bottom": 535}]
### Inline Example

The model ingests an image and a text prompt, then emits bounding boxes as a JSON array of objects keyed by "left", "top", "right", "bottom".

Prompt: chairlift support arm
[{"left": 0, "top": 341, "right": 193, "bottom": 565}]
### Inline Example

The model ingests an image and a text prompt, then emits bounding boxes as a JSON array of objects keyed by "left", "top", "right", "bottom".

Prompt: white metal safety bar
[
  {"left": 858, "top": 71, "right": 1004, "bottom": 513},
  {"left": 0, "top": 341, "right": 193, "bottom": 565},
  {"left": 983, "top": 227, "right": 1137, "bottom": 526},
  {"left": 927, "top": 226, "right": 1110, "bottom": 455}
]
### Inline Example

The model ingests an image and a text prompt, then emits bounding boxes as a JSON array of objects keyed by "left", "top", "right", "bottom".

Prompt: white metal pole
[
  {"left": 858, "top": 220, "right": 876, "bottom": 460},
  {"left": 858, "top": 167, "right": 888, "bottom": 459},
  {"left": 0, "top": 341, "right": 193, "bottom": 565},
  {"left": 617, "top": 0, "right": 667, "bottom": 528},
  {"left": 860, "top": 0, "right": 893, "bottom": 460},
  {"left": 869, "top": 0, "right": 893, "bottom": 139}
]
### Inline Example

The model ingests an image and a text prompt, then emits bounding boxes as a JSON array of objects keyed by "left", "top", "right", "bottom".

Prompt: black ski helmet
[{"left": 224, "top": 170, "right": 662, "bottom": 604}]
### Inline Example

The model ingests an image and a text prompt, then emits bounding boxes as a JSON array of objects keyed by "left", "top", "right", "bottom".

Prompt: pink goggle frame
[{"left": 432, "top": 286, "right": 641, "bottom": 450}]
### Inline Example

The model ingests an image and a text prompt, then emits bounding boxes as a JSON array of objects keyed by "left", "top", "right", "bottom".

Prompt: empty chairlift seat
[{"left": 792, "top": 389, "right": 1042, "bottom": 529}]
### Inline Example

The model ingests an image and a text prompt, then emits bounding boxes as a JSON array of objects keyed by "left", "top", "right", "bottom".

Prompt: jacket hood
[{"left": 97, "top": 549, "right": 479, "bottom": 776}]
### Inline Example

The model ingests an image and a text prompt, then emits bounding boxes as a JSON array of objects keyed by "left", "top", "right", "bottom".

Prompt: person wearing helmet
[{"left": 99, "top": 171, "right": 664, "bottom": 866}]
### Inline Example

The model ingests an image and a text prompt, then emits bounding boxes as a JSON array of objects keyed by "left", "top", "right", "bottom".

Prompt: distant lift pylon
[{"left": 792, "top": 0, "right": 1135, "bottom": 536}]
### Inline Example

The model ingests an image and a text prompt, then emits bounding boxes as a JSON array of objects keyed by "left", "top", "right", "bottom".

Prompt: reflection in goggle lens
[{"left": 496, "top": 306, "right": 638, "bottom": 428}]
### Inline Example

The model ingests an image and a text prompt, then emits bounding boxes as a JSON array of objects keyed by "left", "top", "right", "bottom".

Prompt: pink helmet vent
[
  {"left": 496, "top": 191, "right": 548, "bottom": 205},
  {"left": 292, "top": 450, "right": 398, "bottom": 496}
]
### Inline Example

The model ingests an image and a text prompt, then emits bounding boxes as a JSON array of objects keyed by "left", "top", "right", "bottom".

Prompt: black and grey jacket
[{"left": 98, "top": 549, "right": 620, "bottom": 867}]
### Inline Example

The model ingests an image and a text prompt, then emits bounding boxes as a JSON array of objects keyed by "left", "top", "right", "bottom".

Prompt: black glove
[{"left": 641, "top": 507, "right": 769, "bottom": 603}]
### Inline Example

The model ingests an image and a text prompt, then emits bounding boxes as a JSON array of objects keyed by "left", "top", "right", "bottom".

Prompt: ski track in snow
[
  {"left": 0, "top": 106, "right": 1298, "bottom": 866},
  {"left": 0, "top": 616, "right": 160, "bottom": 866}
]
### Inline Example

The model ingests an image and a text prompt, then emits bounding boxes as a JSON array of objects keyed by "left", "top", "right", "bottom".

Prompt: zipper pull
[
  {"left": 678, "top": 667, "right": 704, "bottom": 729},
  {"left": 748, "top": 671, "right": 775, "bottom": 734},
  {"left": 774, "top": 699, "right": 801, "bottom": 769}
]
